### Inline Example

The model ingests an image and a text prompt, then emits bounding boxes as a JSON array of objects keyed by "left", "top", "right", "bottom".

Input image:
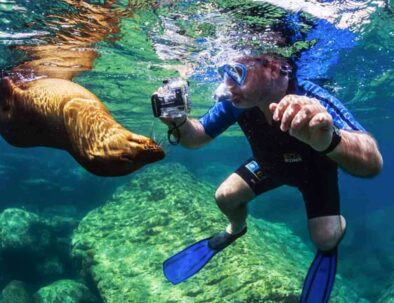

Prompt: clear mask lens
[{"left": 218, "top": 63, "right": 248, "bottom": 86}]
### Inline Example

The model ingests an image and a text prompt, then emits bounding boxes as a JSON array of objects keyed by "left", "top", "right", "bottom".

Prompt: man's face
[{"left": 220, "top": 59, "right": 285, "bottom": 109}]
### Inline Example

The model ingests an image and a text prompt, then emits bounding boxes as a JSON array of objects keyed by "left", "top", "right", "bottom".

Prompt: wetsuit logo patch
[
  {"left": 246, "top": 160, "right": 264, "bottom": 179},
  {"left": 283, "top": 153, "right": 303, "bottom": 163}
]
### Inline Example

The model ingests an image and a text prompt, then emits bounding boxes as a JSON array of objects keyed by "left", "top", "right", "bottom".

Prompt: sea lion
[{"left": 0, "top": 77, "right": 165, "bottom": 176}]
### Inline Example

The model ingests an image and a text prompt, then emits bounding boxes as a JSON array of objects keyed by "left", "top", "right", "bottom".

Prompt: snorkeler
[{"left": 159, "top": 53, "right": 383, "bottom": 302}]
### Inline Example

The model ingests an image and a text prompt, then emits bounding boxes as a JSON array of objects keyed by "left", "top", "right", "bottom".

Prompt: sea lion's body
[{"left": 0, "top": 77, "right": 164, "bottom": 176}]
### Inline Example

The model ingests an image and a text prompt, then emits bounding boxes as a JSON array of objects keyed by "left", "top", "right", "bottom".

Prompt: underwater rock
[
  {"left": 33, "top": 280, "right": 98, "bottom": 303},
  {"left": 377, "top": 276, "right": 394, "bottom": 303},
  {"left": 0, "top": 208, "right": 54, "bottom": 283},
  {"left": 0, "top": 208, "right": 52, "bottom": 256},
  {"left": 46, "top": 215, "right": 79, "bottom": 237},
  {"left": 35, "top": 256, "right": 65, "bottom": 280},
  {"left": 0, "top": 208, "right": 78, "bottom": 284},
  {"left": 0, "top": 280, "right": 32, "bottom": 303},
  {"left": 72, "top": 163, "right": 364, "bottom": 303}
]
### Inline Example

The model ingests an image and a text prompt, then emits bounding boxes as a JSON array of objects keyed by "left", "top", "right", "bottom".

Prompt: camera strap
[{"left": 167, "top": 118, "right": 187, "bottom": 145}]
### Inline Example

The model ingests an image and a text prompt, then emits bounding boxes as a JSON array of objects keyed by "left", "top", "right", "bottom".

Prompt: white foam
[
  {"left": 253, "top": 0, "right": 385, "bottom": 29},
  {"left": 0, "top": 30, "right": 49, "bottom": 39}
]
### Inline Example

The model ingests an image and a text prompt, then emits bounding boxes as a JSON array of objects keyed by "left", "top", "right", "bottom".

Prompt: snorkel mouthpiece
[{"left": 213, "top": 83, "right": 233, "bottom": 102}]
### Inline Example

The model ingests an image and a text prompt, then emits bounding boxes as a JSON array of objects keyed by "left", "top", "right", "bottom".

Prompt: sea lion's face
[
  {"left": 121, "top": 137, "right": 165, "bottom": 168},
  {"left": 85, "top": 132, "right": 165, "bottom": 177}
]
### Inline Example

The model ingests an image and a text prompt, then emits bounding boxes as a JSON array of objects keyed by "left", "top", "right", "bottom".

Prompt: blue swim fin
[
  {"left": 300, "top": 248, "right": 338, "bottom": 303},
  {"left": 163, "top": 238, "right": 217, "bottom": 285},
  {"left": 163, "top": 228, "right": 247, "bottom": 285}
]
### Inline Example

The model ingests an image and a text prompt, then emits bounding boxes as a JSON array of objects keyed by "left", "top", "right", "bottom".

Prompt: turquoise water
[{"left": 0, "top": 0, "right": 393, "bottom": 302}]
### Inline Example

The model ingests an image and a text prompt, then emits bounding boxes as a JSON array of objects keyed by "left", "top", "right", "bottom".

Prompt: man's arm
[
  {"left": 161, "top": 117, "right": 212, "bottom": 148},
  {"left": 269, "top": 95, "right": 383, "bottom": 178},
  {"left": 327, "top": 130, "right": 383, "bottom": 177},
  {"left": 160, "top": 98, "right": 240, "bottom": 148}
]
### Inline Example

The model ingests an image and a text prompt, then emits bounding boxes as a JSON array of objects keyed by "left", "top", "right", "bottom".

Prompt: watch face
[{"left": 320, "top": 125, "right": 342, "bottom": 154}]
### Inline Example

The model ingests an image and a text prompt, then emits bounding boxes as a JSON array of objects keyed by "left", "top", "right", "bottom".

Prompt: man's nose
[{"left": 224, "top": 77, "right": 238, "bottom": 88}]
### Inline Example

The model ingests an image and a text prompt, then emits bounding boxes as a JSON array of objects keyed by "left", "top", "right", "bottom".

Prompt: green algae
[
  {"left": 0, "top": 281, "right": 31, "bottom": 303},
  {"left": 377, "top": 277, "right": 394, "bottom": 303},
  {"left": 216, "top": 1, "right": 286, "bottom": 29},
  {"left": 176, "top": 19, "right": 217, "bottom": 39},
  {"left": 0, "top": 208, "right": 51, "bottom": 254},
  {"left": 33, "top": 280, "right": 98, "bottom": 303},
  {"left": 157, "top": 0, "right": 314, "bottom": 57},
  {"left": 72, "top": 163, "right": 364, "bottom": 303}
]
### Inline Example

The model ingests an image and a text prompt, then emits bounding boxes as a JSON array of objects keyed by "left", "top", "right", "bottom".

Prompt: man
[{"left": 161, "top": 53, "right": 383, "bottom": 302}]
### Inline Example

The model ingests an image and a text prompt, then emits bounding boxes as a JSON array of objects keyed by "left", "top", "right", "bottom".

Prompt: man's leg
[
  {"left": 163, "top": 159, "right": 282, "bottom": 284},
  {"left": 308, "top": 215, "right": 346, "bottom": 252},
  {"left": 214, "top": 158, "right": 283, "bottom": 235},
  {"left": 302, "top": 166, "right": 344, "bottom": 251},
  {"left": 215, "top": 173, "right": 255, "bottom": 235},
  {"left": 300, "top": 216, "right": 344, "bottom": 303},
  {"left": 299, "top": 167, "right": 342, "bottom": 303},
  {"left": 162, "top": 173, "right": 253, "bottom": 284}
]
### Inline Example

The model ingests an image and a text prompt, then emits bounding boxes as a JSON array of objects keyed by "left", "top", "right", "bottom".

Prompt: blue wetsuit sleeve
[
  {"left": 297, "top": 80, "right": 366, "bottom": 132},
  {"left": 198, "top": 101, "right": 242, "bottom": 138}
]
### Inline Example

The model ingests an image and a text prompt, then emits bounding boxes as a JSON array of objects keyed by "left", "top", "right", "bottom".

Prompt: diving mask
[{"left": 218, "top": 63, "right": 248, "bottom": 87}]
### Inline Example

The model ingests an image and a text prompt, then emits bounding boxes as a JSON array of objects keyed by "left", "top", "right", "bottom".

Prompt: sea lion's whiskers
[
  {"left": 153, "top": 130, "right": 157, "bottom": 143},
  {"left": 158, "top": 136, "right": 170, "bottom": 152},
  {"left": 149, "top": 121, "right": 158, "bottom": 142}
]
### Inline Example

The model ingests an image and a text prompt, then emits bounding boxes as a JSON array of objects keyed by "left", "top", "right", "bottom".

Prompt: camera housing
[{"left": 151, "top": 78, "right": 191, "bottom": 118}]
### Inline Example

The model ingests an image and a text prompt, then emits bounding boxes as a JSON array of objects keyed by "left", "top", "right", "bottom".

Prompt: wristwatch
[{"left": 319, "top": 125, "right": 342, "bottom": 155}]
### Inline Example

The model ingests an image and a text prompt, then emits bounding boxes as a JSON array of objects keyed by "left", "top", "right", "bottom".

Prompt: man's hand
[
  {"left": 159, "top": 116, "right": 187, "bottom": 128},
  {"left": 269, "top": 95, "right": 334, "bottom": 152}
]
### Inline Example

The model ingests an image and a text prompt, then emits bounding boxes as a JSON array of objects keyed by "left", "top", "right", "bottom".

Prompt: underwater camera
[{"left": 151, "top": 78, "right": 191, "bottom": 118}]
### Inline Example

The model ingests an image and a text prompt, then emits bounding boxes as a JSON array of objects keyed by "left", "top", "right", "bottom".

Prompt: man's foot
[
  {"left": 226, "top": 223, "right": 247, "bottom": 235},
  {"left": 208, "top": 226, "right": 247, "bottom": 251}
]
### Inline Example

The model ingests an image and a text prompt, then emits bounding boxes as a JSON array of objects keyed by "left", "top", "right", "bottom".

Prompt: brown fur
[{"left": 0, "top": 77, "right": 164, "bottom": 176}]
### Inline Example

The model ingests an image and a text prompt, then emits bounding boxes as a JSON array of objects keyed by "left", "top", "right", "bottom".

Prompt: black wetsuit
[{"left": 199, "top": 80, "right": 365, "bottom": 219}]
